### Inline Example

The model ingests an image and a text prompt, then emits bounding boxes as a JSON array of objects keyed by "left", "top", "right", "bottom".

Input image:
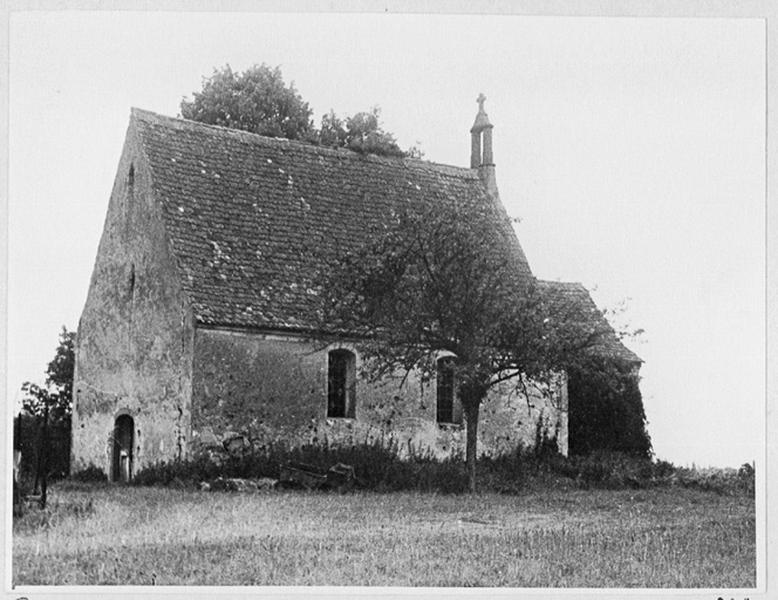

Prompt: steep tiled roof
[
  {"left": 132, "top": 109, "right": 533, "bottom": 331},
  {"left": 536, "top": 280, "right": 642, "bottom": 364}
]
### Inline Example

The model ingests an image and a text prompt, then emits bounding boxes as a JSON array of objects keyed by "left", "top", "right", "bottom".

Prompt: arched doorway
[{"left": 112, "top": 414, "right": 134, "bottom": 482}]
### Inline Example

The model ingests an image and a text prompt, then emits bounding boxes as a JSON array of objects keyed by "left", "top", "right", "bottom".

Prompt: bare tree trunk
[{"left": 464, "top": 400, "right": 480, "bottom": 493}]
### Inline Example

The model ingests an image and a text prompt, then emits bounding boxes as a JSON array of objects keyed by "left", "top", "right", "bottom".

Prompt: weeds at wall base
[{"left": 119, "top": 438, "right": 755, "bottom": 496}]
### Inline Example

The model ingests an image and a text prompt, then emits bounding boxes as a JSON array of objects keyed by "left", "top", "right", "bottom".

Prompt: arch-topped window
[
  {"left": 436, "top": 357, "right": 460, "bottom": 424},
  {"left": 328, "top": 349, "right": 356, "bottom": 418}
]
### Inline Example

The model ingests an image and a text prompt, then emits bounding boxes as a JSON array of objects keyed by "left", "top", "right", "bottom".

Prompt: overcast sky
[{"left": 7, "top": 11, "right": 766, "bottom": 468}]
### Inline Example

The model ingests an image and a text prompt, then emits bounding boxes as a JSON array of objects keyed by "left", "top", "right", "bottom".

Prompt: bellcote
[{"left": 469, "top": 94, "right": 497, "bottom": 195}]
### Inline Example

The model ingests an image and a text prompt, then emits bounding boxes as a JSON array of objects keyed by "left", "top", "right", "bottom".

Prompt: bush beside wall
[
  {"left": 567, "top": 357, "right": 652, "bottom": 459},
  {"left": 128, "top": 439, "right": 755, "bottom": 496}
]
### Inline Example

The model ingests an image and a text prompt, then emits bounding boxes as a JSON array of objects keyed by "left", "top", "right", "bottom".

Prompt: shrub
[
  {"left": 672, "top": 464, "right": 755, "bottom": 496},
  {"left": 738, "top": 462, "right": 755, "bottom": 496},
  {"left": 133, "top": 438, "right": 474, "bottom": 493},
  {"left": 14, "top": 413, "right": 71, "bottom": 484},
  {"left": 476, "top": 448, "right": 529, "bottom": 494},
  {"left": 567, "top": 357, "right": 652, "bottom": 459},
  {"left": 129, "top": 440, "right": 752, "bottom": 496},
  {"left": 132, "top": 453, "right": 222, "bottom": 487},
  {"left": 539, "top": 450, "right": 676, "bottom": 489},
  {"left": 652, "top": 459, "right": 676, "bottom": 479},
  {"left": 71, "top": 464, "right": 108, "bottom": 483}
]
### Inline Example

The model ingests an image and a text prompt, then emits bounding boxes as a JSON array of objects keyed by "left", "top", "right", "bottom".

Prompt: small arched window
[
  {"left": 436, "top": 357, "right": 460, "bottom": 424},
  {"left": 328, "top": 349, "right": 356, "bottom": 418}
]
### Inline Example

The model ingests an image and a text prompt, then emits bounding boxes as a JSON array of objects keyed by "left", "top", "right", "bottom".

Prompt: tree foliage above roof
[
  {"left": 319, "top": 107, "right": 406, "bottom": 157},
  {"left": 180, "top": 64, "right": 421, "bottom": 158},
  {"left": 180, "top": 64, "right": 316, "bottom": 140}
]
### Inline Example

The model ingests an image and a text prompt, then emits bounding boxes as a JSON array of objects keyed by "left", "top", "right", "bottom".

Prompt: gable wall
[
  {"left": 71, "top": 129, "right": 195, "bottom": 476},
  {"left": 191, "top": 328, "right": 567, "bottom": 458}
]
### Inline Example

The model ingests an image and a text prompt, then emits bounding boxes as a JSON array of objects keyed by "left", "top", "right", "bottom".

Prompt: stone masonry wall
[
  {"left": 191, "top": 328, "right": 567, "bottom": 458},
  {"left": 71, "top": 127, "right": 194, "bottom": 477}
]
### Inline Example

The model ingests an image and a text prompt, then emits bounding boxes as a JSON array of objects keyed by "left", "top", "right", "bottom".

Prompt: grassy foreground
[{"left": 13, "top": 484, "right": 754, "bottom": 587}]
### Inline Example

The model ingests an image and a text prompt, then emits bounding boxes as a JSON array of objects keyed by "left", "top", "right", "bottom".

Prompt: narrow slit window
[
  {"left": 328, "top": 349, "right": 356, "bottom": 418},
  {"left": 128, "top": 264, "right": 136, "bottom": 298},
  {"left": 124, "top": 164, "right": 135, "bottom": 231}
]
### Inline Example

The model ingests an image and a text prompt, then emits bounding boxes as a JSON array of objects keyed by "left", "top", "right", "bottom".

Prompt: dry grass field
[{"left": 13, "top": 482, "right": 754, "bottom": 587}]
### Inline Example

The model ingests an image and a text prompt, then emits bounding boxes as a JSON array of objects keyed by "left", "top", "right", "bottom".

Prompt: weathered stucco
[
  {"left": 191, "top": 328, "right": 567, "bottom": 458},
  {"left": 72, "top": 125, "right": 195, "bottom": 477},
  {"left": 72, "top": 110, "right": 571, "bottom": 478}
]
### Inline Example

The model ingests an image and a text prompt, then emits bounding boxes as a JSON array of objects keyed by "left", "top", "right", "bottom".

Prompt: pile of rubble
[{"left": 199, "top": 462, "right": 357, "bottom": 493}]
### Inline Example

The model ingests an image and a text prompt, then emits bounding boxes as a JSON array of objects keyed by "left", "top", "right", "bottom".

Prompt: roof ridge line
[{"left": 129, "top": 107, "right": 478, "bottom": 177}]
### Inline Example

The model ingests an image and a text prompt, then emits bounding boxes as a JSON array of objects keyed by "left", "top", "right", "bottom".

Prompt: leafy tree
[
  {"left": 319, "top": 107, "right": 405, "bottom": 157},
  {"left": 18, "top": 327, "right": 76, "bottom": 500},
  {"left": 21, "top": 326, "right": 75, "bottom": 426},
  {"left": 311, "top": 197, "right": 616, "bottom": 492},
  {"left": 180, "top": 64, "right": 315, "bottom": 140},
  {"left": 181, "top": 64, "right": 422, "bottom": 157}
]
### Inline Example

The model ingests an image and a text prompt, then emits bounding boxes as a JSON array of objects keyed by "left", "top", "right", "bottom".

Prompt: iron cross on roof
[{"left": 477, "top": 93, "right": 486, "bottom": 111}]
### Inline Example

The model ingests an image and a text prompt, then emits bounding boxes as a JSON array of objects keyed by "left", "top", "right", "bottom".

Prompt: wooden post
[{"left": 40, "top": 402, "right": 49, "bottom": 509}]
